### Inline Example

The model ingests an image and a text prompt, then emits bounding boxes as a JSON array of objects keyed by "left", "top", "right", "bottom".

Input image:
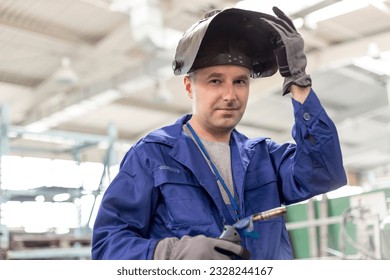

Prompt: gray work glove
[
  {"left": 153, "top": 235, "right": 250, "bottom": 260},
  {"left": 261, "top": 6, "right": 312, "bottom": 95}
]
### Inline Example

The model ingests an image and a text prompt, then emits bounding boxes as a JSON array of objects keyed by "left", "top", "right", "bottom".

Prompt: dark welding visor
[{"left": 172, "top": 8, "right": 278, "bottom": 78}]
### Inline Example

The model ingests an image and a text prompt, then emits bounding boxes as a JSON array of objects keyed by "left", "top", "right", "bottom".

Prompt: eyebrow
[
  {"left": 205, "top": 72, "right": 249, "bottom": 80},
  {"left": 235, "top": 74, "right": 250, "bottom": 81},
  {"left": 205, "top": 72, "right": 223, "bottom": 79}
]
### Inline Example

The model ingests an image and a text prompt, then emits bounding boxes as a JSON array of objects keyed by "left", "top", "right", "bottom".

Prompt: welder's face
[{"left": 184, "top": 65, "right": 250, "bottom": 136}]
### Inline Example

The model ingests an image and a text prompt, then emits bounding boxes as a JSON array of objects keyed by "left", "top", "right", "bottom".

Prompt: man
[{"left": 91, "top": 7, "right": 347, "bottom": 260}]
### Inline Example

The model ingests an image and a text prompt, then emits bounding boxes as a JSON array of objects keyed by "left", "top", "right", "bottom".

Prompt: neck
[{"left": 188, "top": 119, "right": 231, "bottom": 143}]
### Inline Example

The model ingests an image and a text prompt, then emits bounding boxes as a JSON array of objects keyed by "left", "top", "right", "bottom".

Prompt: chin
[{"left": 217, "top": 119, "right": 239, "bottom": 130}]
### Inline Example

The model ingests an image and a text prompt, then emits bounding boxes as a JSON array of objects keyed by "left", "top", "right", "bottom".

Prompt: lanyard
[{"left": 186, "top": 122, "right": 240, "bottom": 221}]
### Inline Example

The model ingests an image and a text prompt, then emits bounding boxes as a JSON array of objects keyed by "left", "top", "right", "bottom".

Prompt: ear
[{"left": 184, "top": 76, "right": 193, "bottom": 99}]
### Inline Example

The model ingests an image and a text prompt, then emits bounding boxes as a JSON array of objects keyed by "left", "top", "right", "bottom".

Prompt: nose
[{"left": 222, "top": 84, "right": 237, "bottom": 101}]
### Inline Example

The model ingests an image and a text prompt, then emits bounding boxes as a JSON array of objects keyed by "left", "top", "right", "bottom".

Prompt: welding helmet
[{"left": 172, "top": 8, "right": 278, "bottom": 78}]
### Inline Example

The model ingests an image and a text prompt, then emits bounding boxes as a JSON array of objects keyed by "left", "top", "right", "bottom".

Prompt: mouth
[{"left": 217, "top": 108, "right": 239, "bottom": 111}]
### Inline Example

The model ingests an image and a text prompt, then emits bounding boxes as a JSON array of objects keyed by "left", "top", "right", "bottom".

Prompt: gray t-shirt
[{"left": 183, "top": 124, "right": 235, "bottom": 204}]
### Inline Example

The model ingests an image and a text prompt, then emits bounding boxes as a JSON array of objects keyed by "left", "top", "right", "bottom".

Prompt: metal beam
[
  {"left": 0, "top": 70, "right": 43, "bottom": 88},
  {"left": 0, "top": 3, "right": 101, "bottom": 45},
  {"left": 291, "top": 0, "right": 342, "bottom": 18},
  {"left": 307, "top": 30, "right": 390, "bottom": 73},
  {"left": 7, "top": 247, "right": 91, "bottom": 260}
]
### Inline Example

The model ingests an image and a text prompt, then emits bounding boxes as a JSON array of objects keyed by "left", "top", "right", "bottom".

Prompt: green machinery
[{"left": 286, "top": 188, "right": 390, "bottom": 259}]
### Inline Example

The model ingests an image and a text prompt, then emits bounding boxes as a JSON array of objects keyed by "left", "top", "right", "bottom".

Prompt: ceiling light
[
  {"left": 52, "top": 57, "right": 79, "bottom": 85},
  {"left": 353, "top": 50, "right": 390, "bottom": 76},
  {"left": 367, "top": 43, "right": 381, "bottom": 59}
]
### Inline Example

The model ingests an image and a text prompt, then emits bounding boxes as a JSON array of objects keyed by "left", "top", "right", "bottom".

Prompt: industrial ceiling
[{"left": 1, "top": 0, "right": 390, "bottom": 187}]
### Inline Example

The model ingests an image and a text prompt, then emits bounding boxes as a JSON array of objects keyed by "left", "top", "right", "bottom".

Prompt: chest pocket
[
  {"left": 154, "top": 167, "right": 213, "bottom": 227},
  {"left": 244, "top": 171, "right": 279, "bottom": 214}
]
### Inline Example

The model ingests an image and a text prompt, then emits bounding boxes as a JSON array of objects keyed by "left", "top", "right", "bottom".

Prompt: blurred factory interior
[{"left": 1, "top": 0, "right": 390, "bottom": 259}]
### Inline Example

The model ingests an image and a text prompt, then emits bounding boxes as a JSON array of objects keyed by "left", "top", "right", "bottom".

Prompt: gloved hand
[
  {"left": 153, "top": 235, "right": 250, "bottom": 260},
  {"left": 260, "top": 6, "right": 312, "bottom": 95}
]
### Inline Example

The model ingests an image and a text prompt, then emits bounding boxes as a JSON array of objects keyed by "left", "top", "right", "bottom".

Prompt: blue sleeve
[
  {"left": 91, "top": 147, "right": 160, "bottom": 260},
  {"left": 269, "top": 89, "right": 347, "bottom": 204}
]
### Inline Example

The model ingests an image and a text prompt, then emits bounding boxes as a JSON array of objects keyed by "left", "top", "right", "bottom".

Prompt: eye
[
  {"left": 209, "top": 79, "right": 222, "bottom": 84},
  {"left": 234, "top": 79, "right": 248, "bottom": 86}
]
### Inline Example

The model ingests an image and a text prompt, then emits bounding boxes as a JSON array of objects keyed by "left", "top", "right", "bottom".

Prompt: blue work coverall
[{"left": 92, "top": 89, "right": 347, "bottom": 259}]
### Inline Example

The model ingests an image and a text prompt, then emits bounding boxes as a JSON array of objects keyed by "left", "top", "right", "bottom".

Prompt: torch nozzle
[{"left": 252, "top": 206, "right": 287, "bottom": 222}]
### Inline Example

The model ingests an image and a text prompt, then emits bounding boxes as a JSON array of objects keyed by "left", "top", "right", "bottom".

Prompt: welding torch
[{"left": 219, "top": 206, "right": 287, "bottom": 243}]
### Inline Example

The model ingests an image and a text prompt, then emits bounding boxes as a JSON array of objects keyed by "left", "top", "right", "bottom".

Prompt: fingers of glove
[
  {"left": 212, "top": 238, "right": 250, "bottom": 259},
  {"left": 260, "top": 12, "right": 296, "bottom": 35},
  {"left": 272, "top": 6, "right": 297, "bottom": 31},
  {"left": 260, "top": 18, "right": 306, "bottom": 77},
  {"left": 171, "top": 235, "right": 249, "bottom": 260},
  {"left": 260, "top": 18, "right": 297, "bottom": 42},
  {"left": 259, "top": 19, "right": 291, "bottom": 76},
  {"left": 259, "top": 19, "right": 299, "bottom": 65},
  {"left": 170, "top": 235, "right": 232, "bottom": 260},
  {"left": 215, "top": 245, "right": 251, "bottom": 260}
]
